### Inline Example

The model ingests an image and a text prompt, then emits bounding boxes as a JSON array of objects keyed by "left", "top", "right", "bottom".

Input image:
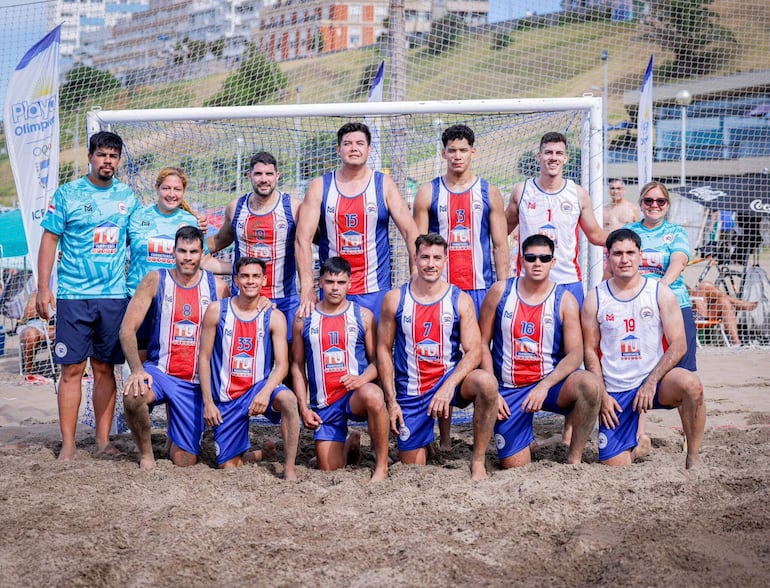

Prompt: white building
[{"left": 46, "top": 0, "right": 150, "bottom": 68}]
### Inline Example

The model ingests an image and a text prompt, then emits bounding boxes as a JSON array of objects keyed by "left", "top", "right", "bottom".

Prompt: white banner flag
[
  {"left": 3, "top": 25, "right": 61, "bottom": 281},
  {"left": 637, "top": 55, "right": 654, "bottom": 186},
  {"left": 365, "top": 60, "right": 385, "bottom": 171}
]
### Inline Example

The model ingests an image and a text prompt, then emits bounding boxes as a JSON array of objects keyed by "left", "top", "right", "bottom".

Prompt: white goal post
[{"left": 86, "top": 97, "right": 605, "bottom": 288}]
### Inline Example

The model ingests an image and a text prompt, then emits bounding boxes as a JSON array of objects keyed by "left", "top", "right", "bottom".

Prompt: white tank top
[{"left": 594, "top": 278, "right": 665, "bottom": 392}]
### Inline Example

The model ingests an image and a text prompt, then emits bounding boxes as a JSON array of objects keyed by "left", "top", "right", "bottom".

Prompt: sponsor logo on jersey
[
  {"left": 323, "top": 346, "right": 346, "bottom": 372},
  {"left": 441, "top": 312, "right": 453, "bottom": 325},
  {"left": 231, "top": 352, "right": 253, "bottom": 377},
  {"left": 472, "top": 200, "right": 483, "bottom": 212},
  {"left": 172, "top": 320, "right": 197, "bottom": 345},
  {"left": 494, "top": 433, "right": 506, "bottom": 450},
  {"left": 398, "top": 425, "right": 411, "bottom": 442},
  {"left": 366, "top": 203, "right": 377, "bottom": 216},
  {"left": 248, "top": 243, "right": 273, "bottom": 261},
  {"left": 514, "top": 336, "right": 539, "bottom": 360},
  {"left": 118, "top": 203, "right": 128, "bottom": 215},
  {"left": 92, "top": 221, "right": 119, "bottom": 255},
  {"left": 560, "top": 201, "right": 574, "bottom": 213},
  {"left": 416, "top": 339, "right": 441, "bottom": 362},
  {"left": 527, "top": 201, "right": 537, "bottom": 210},
  {"left": 340, "top": 230, "right": 364, "bottom": 255},
  {"left": 448, "top": 225, "right": 471, "bottom": 250},
  {"left": 620, "top": 334, "right": 641, "bottom": 359},
  {"left": 605, "top": 313, "right": 615, "bottom": 322},
  {"left": 147, "top": 234, "right": 175, "bottom": 264},
  {"left": 640, "top": 306, "right": 655, "bottom": 320}
]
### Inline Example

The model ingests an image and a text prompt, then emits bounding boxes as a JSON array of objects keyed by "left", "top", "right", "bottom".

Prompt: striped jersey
[
  {"left": 517, "top": 178, "right": 582, "bottom": 284},
  {"left": 393, "top": 284, "right": 462, "bottom": 397},
  {"left": 427, "top": 176, "right": 494, "bottom": 290},
  {"left": 492, "top": 278, "right": 566, "bottom": 388},
  {"left": 210, "top": 299, "right": 274, "bottom": 402},
  {"left": 231, "top": 192, "right": 296, "bottom": 298},
  {"left": 146, "top": 269, "right": 218, "bottom": 383},
  {"left": 302, "top": 302, "right": 368, "bottom": 409},
  {"left": 593, "top": 278, "right": 665, "bottom": 392},
  {"left": 319, "top": 170, "right": 390, "bottom": 295}
]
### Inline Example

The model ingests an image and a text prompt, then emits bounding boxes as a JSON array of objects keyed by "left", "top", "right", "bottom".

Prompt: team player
[
  {"left": 582, "top": 228, "right": 705, "bottom": 469},
  {"left": 120, "top": 226, "right": 229, "bottom": 469},
  {"left": 479, "top": 234, "right": 602, "bottom": 467},
  {"left": 295, "top": 122, "right": 419, "bottom": 317},
  {"left": 413, "top": 124, "right": 510, "bottom": 316},
  {"left": 291, "top": 257, "right": 389, "bottom": 481},
  {"left": 506, "top": 131, "right": 607, "bottom": 306},
  {"left": 377, "top": 233, "right": 498, "bottom": 480},
  {"left": 207, "top": 152, "right": 301, "bottom": 327},
  {"left": 412, "top": 123, "right": 510, "bottom": 449},
  {"left": 198, "top": 257, "right": 300, "bottom": 477},
  {"left": 37, "top": 131, "right": 141, "bottom": 460}
]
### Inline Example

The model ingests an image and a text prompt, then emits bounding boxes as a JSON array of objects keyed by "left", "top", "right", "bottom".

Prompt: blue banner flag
[{"left": 637, "top": 55, "right": 654, "bottom": 186}]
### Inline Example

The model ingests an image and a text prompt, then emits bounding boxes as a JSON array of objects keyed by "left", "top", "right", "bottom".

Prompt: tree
[
  {"left": 426, "top": 13, "right": 464, "bottom": 56},
  {"left": 644, "top": 0, "right": 737, "bottom": 77},
  {"left": 300, "top": 133, "right": 338, "bottom": 181},
  {"left": 59, "top": 65, "right": 121, "bottom": 111},
  {"left": 209, "top": 39, "right": 226, "bottom": 60},
  {"left": 309, "top": 30, "right": 324, "bottom": 54},
  {"left": 204, "top": 44, "right": 287, "bottom": 107}
]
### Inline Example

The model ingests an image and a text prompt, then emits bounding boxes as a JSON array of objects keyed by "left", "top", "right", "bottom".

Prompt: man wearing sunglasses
[
  {"left": 479, "top": 234, "right": 602, "bottom": 467},
  {"left": 506, "top": 131, "right": 607, "bottom": 307}
]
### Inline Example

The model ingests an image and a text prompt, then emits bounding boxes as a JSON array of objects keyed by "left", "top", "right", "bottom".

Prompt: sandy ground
[{"left": 0, "top": 334, "right": 768, "bottom": 587}]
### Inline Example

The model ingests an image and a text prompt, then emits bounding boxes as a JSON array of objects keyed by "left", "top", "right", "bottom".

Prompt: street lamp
[{"left": 676, "top": 89, "right": 692, "bottom": 186}]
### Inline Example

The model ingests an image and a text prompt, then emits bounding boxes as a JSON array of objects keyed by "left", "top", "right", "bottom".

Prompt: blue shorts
[
  {"left": 465, "top": 289, "right": 487, "bottom": 319},
  {"left": 54, "top": 298, "right": 128, "bottom": 365},
  {"left": 562, "top": 281, "right": 584, "bottom": 309},
  {"left": 273, "top": 295, "right": 299, "bottom": 341},
  {"left": 212, "top": 382, "right": 287, "bottom": 465},
  {"left": 396, "top": 385, "right": 466, "bottom": 452},
  {"left": 494, "top": 380, "right": 567, "bottom": 460},
  {"left": 144, "top": 363, "right": 204, "bottom": 456},
  {"left": 347, "top": 290, "right": 388, "bottom": 319},
  {"left": 678, "top": 306, "right": 697, "bottom": 372},
  {"left": 598, "top": 384, "right": 669, "bottom": 461},
  {"left": 313, "top": 391, "right": 366, "bottom": 443}
]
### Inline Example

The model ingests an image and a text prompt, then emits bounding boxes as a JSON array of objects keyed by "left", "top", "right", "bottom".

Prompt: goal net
[{"left": 87, "top": 96, "right": 604, "bottom": 288}]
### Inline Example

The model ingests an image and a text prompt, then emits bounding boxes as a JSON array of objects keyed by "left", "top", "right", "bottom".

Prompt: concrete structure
[{"left": 257, "top": 0, "right": 489, "bottom": 62}]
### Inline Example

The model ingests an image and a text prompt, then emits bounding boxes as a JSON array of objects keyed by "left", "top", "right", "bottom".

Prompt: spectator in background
[
  {"left": 690, "top": 280, "right": 758, "bottom": 347},
  {"left": 603, "top": 178, "right": 639, "bottom": 231}
]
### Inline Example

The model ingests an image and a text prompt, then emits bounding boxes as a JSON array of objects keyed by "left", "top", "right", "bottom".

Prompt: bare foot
[
  {"left": 634, "top": 434, "right": 652, "bottom": 460},
  {"left": 58, "top": 444, "right": 76, "bottom": 461},
  {"left": 243, "top": 441, "right": 276, "bottom": 464},
  {"left": 139, "top": 456, "right": 156, "bottom": 470},
  {"left": 93, "top": 444, "right": 125, "bottom": 459},
  {"left": 371, "top": 466, "right": 388, "bottom": 482},
  {"left": 284, "top": 466, "right": 298, "bottom": 481},
  {"left": 344, "top": 430, "right": 361, "bottom": 466},
  {"left": 471, "top": 461, "right": 488, "bottom": 481},
  {"left": 685, "top": 454, "right": 701, "bottom": 470}
]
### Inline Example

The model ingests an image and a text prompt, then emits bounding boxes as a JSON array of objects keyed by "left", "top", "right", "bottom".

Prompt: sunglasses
[
  {"left": 642, "top": 197, "right": 668, "bottom": 207},
  {"left": 523, "top": 253, "right": 554, "bottom": 263}
]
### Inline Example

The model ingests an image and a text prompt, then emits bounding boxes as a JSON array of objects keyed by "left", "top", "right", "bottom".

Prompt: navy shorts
[
  {"left": 678, "top": 306, "right": 697, "bottom": 372},
  {"left": 396, "top": 385, "right": 466, "bottom": 452},
  {"left": 54, "top": 298, "right": 128, "bottom": 365},
  {"left": 347, "top": 290, "right": 388, "bottom": 320},
  {"left": 562, "top": 281, "right": 585, "bottom": 309},
  {"left": 273, "top": 294, "right": 299, "bottom": 343},
  {"left": 465, "top": 288, "right": 487, "bottom": 319}
]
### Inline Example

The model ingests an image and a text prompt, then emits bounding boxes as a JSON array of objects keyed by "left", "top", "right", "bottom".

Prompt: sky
[
  {"left": 488, "top": 0, "right": 564, "bottom": 23},
  {"left": 0, "top": 0, "right": 48, "bottom": 114}
]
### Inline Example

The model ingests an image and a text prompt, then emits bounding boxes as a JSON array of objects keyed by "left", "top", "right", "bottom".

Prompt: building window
[
  {"left": 349, "top": 26, "right": 361, "bottom": 47},
  {"left": 349, "top": 5, "right": 361, "bottom": 23}
]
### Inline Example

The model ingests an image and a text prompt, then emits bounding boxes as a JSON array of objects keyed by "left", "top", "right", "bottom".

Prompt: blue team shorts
[
  {"left": 563, "top": 281, "right": 585, "bottom": 309},
  {"left": 54, "top": 298, "right": 128, "bottom": 365},
  {"left": 678, "top": 306, "right": 697, "bottom": 372},
  {"left": 396, "top": 385, "right": 468, "bottom": 452},
  {"left": 144, "top": 364, "right": 204, "bottom": 456},
  {"left": 212, "top": 382, "right": 287, "bottom": 465},
  {"left": 597, "top": 383, "right": 669, "bottom": 461},
  {"left": 347, "top": 290, "right": 388, "bottom": 319},
  {"left": 493, "top": 379, "right": 567, "bottom": 460},
  {"left": 465, "top": 289, "right": 487, "bottom": 319},
  {"left": 312, "top": 391, "right": 366, "bottom": 443}
]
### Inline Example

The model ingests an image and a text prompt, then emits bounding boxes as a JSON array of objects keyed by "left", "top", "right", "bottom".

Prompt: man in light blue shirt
[{"left": 37, "top": 131, "right": 140, "bottom": 461}]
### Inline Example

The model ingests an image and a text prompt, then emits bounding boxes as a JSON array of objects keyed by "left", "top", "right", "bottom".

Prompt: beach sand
[{"left": 0, "top": 342, "right": 768, "bottom": 587}]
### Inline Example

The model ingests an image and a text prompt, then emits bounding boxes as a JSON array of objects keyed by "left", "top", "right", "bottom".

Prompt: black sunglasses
[
  {"left": 642, "top": 197, "right": 668, "bottom": 207},
  {"left": 523, "top": 253, "right": 554, "bottom": 263}
]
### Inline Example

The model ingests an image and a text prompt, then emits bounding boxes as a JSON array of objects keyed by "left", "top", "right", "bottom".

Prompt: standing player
[
  {"left": 603, "top": 178, "right": 639, "bottom": 231},
  {"left": 295, "top": 122, "right": 419, "bottom": 317},
  {"left": 120, "top": 226, "right": 229, "bottom": 469},
  {"left": 479, "top": 235, "right": 602, "bottom": 467},
  {"left": 412, "top": 123, "right": 510, "bottom": 449},
  {"left": 37, "top": 131, "right": 141, "bottom": 460},
  {"left": 291, "top": 257, "right": 389, "bottom": 481},
  {"left": 377, "top": 233, "right": 499, "bottom": 480},
  {"left": 582, "top": 228, "right": 705, "bottom": 469},
  {"left": 207, "top": 152, "right": 301, "bottom": 326},
  {"left": 506, "top": 131, "right": 607, "bottom": 306},
  {"left": 198, "top": 257, "right": 300, "bottom": 477}
]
